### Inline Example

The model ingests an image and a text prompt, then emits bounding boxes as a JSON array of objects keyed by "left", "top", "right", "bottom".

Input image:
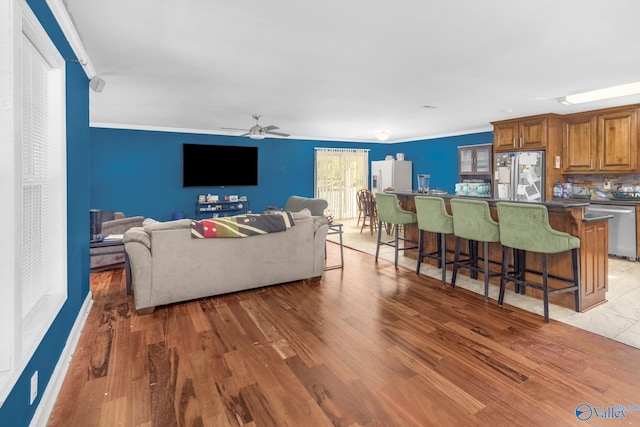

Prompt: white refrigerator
[{"left": 371, "top": 160, "right": 413, "bottom": 193}]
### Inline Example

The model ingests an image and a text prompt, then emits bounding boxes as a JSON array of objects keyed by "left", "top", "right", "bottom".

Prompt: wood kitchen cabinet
[
  {"left": 562, "top": 106, "right": 638, "bottom": 173},
  {"left": 562, "top": 113, "right": 597, "bottom": 172},
  {"left": 458, "top": 144, "right": 492, "bottom": 176},
  {"left": 492, "top": 114, "right": 560, "bottom": 151}
]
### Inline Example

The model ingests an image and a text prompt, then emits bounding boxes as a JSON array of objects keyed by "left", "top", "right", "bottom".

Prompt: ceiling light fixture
[
  {"left": 375, "top": 130, "right": 391, "bottom": 141},
  {"left": 558, "top": 81, "right": 640, "bottom": 105},
  {"left": 249, "top": 133, "right": 265, "bottom": 140}
]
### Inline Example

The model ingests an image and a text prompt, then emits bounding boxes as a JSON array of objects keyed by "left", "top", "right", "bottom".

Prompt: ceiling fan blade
[
  {"left": 220, "top": 127, "right": 250, "bottom": 131},
  {"left": 239, "top": 132, "right": 250, "bottom": 136},
  {"left": 266, "top": 131, "right": 290, "bottom": 137},
  {"left": 262, "top": 125, "right": 279, "bottom": 131}
]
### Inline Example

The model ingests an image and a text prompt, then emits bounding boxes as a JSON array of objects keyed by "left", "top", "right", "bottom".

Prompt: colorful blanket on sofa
[{"left": 190, "top": 212, "right": 295, "bottom": 238}]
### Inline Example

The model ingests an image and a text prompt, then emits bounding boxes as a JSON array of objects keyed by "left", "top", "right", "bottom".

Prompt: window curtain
[{"left": 314, "top": 148, "right": 369, "bottom": 220}]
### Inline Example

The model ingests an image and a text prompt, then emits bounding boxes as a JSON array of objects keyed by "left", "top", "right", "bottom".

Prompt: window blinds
[
  {"left": 21, "top": 34, "right": 50, "bottom": 316},
  {"left": 314, "top": 148, "right": 369, "bottom": 220}
]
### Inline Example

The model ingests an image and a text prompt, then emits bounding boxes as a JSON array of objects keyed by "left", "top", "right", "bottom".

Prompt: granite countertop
[{"left": 389, "top": 191, "right": 590, "bottom": 208}]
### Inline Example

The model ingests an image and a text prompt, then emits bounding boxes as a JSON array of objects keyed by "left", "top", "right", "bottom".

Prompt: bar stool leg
[
  {"left": 470, "top": 240, "right": 478, "bottom": 279},
  {"left": 542, "top": 253, "right": 549, "bottom": 322},
  {"left": 572, "top": 248, "right": 580, "bottom": 312},
  {"left": 394, "top": 224, "right": 400, "bottom": 267},
  {"left": 498, "top": 245, "right": 510, "bottom": 306},
  {"left": 483, "top": 241, "right": 490, "bottom": 301},
  {"left": 416, "top": 231, "right": 424, "bottom": 275},
  {"left": 440, "top": 232, "right": 447, "bottom": 284},
  {"left": 375, "top": 220, "right": 383, "bottom": 261},
  {"left": 451, "top": 237, "right": 461, "bottom": 288}
]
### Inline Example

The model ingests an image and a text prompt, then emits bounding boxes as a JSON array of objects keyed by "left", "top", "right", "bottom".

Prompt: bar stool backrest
[
  {"left": 414, "top": 196, "right": 453, "bottom": 234},
  {"left": 496, "top": 202, "right": 580, "bottom": 254},
  {"left": 375, "top": 193, "right": 416, "bottom": 225},
  {"left": 450, "top": 198, "right": 500, "bottom": 243}
]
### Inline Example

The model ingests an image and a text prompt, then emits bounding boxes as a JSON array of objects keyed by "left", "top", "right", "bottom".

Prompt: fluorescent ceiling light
[{"left": 559, "top": 82, "right": 640, "bottom": 105}]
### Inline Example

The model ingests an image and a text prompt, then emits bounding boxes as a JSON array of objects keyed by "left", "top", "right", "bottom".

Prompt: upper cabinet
[
  {"left": 562, "top": 106, "right": 638, "bottom": 173},
  {"left": 492, "top": 114, "right": 560, "bottom": 151},
  {"left": 459, "top": 144, "right": 492, "bottom": 176}
]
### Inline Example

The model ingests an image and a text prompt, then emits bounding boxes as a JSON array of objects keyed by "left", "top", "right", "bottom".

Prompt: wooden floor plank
[{"left": 48, "top": 243, "right": 640, "bottom": 426}]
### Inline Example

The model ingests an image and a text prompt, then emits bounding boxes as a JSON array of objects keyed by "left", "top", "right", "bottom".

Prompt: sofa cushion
[{"left": 143, "top": 218, "right": 192, "bottom": 233}]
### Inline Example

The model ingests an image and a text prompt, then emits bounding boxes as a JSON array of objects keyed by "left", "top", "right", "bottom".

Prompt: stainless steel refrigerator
[
  {"left": 494, "top": 150, "right": 545, "bottom": 202},
  {"left": 371, "top": 160, "right": 412, "bottom": 194}
]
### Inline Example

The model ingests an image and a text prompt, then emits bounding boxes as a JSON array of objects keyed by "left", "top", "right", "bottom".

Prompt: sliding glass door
[{"left": 314, "top": 148, "right": 369, "bottom": 220}]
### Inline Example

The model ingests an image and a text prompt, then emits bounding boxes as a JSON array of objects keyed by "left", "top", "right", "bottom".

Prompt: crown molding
[{"left": 45, "top": 0, "right": 96, "bottom": 78}]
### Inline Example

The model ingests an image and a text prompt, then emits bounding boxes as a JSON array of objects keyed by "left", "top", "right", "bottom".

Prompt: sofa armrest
[
  {"left": 102, "top": 215, "right": 145, "bottom": 236},
  {"left": 123, "top": 227, "right": 151, "bottom": 249},
  {"left": 123, "top": 227, "right": 153, "bottom": 311}
]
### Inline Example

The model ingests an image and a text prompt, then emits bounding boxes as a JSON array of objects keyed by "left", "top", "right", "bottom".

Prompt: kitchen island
[{"left": 390, "top": 191, "right": 610, "bottom": 312}]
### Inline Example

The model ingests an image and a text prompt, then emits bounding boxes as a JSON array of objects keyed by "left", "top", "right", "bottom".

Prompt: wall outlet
[
  {"left": 604, "top": 180, "right": 611, "bottom": 190},
  {"left": 30, "top": 371, "right": 38, "bottom": 405}
]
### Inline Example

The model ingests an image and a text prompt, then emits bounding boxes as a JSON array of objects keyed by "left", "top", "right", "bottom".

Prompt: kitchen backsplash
[{"left": 565, "top": 174, "right": 640, "bottom": 191}]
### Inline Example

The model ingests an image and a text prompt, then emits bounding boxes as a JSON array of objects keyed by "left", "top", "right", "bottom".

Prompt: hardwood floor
[{"left": 48, "top": 243, "right": 640, "bottom": 426}]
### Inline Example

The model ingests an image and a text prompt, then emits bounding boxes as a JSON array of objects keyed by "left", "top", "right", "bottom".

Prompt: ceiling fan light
[
  {"left": 559, "top": 82, "right": 640, "bottom": 105},
  {"left": 249, "top": 133, "right": 265, "bottom": 140}
]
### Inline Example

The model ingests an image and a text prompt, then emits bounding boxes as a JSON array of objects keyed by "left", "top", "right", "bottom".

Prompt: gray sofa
[{"left": 123, "top": 211, "right": 329, "bottom": 313}]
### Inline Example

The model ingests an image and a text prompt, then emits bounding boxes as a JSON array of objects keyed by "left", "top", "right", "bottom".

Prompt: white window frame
[{"left": 0, "top": 0, "right": 67, "bottom": 404}]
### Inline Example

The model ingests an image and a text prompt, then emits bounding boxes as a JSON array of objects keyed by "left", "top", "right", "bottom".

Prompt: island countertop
[
  {"left": 388, "top": 190, "right": 590, "bottom": 208},
  {"left": 388, "top": 191, "right": 609, "bottom": 312}
]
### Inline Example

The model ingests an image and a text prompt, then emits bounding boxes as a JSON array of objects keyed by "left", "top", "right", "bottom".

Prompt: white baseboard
[{"left": 30, "top": 292, "right": 93, "bottom": 427}]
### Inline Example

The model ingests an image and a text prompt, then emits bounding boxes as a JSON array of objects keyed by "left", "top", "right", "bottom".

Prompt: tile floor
[{"left": 326, "top": 218, "right": 640, "bottom": 350}]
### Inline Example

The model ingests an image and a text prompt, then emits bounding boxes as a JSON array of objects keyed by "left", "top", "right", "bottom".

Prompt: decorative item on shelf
[
  {"left": 229, "top": 195, "right": 238, "bottom": 202},
  {"left": 206, "top": 194, "right": 218, "bottom": 202},
  {"left": 215, "top": 205, "right": 223, "bottom": 210},
  {"left": 240, "top": 196, "right": 247, "bottom": 201},
  {"left": 396, "top": 153, "right": 405, "bottom": 161},
  {"left": 198, "top": 194, "right": 206, "bottom": 203}
]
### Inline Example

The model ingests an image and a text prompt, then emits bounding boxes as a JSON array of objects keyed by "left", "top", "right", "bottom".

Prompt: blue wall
[
  {"left": 371, "top": 132, "right": 494, "bottom": 192},
  {"left": 0, "top": 1, "right": 91, "bottom": 426},
  {"left": 90, "top": 129, "right": 492, "bottom": 220}
]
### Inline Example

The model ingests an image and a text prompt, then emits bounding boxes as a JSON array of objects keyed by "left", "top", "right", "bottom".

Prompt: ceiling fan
[{"left": 222, "top": 114, "right": 290, "bottom": 140}]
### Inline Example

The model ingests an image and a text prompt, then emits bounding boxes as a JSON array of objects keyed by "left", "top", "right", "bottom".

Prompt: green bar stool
[
  {"left": 450, "top": 198, "right": 502, "bottom": 301},
  {"left": 374, "top": 193, "right": 418, "bottom": 267},
  {"left": 414, "top": 196, "right": 454, "bottom": 284},
  {"left": 496, "top": 202, "right": 581, "bottom": 322}
]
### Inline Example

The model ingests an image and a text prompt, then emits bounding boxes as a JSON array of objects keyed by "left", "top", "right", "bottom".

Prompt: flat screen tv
[{"left": 183, "top": 143, "right": 258, "bottom": 187}]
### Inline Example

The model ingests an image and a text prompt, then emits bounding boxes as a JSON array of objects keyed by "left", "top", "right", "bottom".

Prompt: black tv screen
[{"left": 183, "top": 143, "right": 258, "bottom": 187}]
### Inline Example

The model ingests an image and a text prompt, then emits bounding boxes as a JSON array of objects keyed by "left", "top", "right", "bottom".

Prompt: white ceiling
[{"left": 62, "top": 0, "right": 640, "bottom": 142}]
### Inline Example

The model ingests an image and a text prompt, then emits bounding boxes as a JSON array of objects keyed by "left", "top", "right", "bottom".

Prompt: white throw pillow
[{"left": 291, "top": 208, "right": 312, "bottom": 220}]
